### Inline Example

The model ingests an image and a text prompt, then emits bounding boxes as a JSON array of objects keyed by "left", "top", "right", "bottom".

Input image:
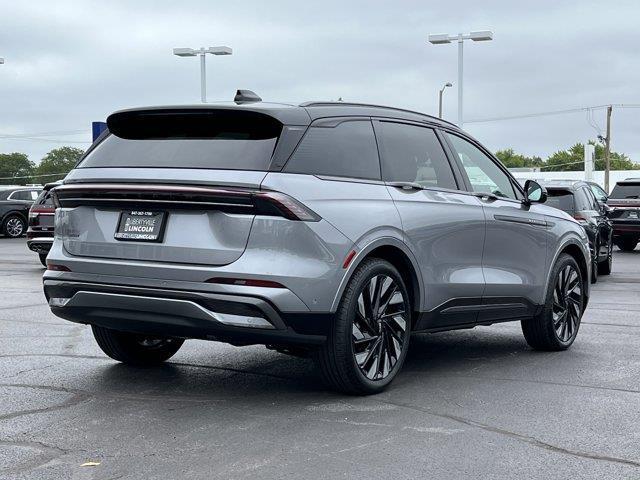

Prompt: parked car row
[{"left": 0, "top": 186, "right": 42, "bottom": 238}]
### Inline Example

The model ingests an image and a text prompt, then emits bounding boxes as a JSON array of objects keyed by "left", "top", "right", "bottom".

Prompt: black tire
[
  {"left": 590, "top": 243, "right": 598, "bottom": 284},
  {"left": 38, "top": 253, "right": 48, "bottom": 267},
  {"left": 598, "top": 238, "right": 613, "bottom": 275},
  {"left": 615, "top": 237, "right": 638, "bottom": 252},
  {"left": 315, "top": 258, "right": 412, "bottom": 395},
  {"left": 521, "top": 253, "right": 585, "bottom": 351},
  {"left": 2, "top": 215, "right": 26, "bottom": 238},
  {"left": 92, "top": 325, "right": 184, "bottom": 365}
]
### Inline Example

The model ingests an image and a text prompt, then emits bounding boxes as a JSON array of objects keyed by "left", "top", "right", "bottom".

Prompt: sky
[{"left": 1, "top": 0, "right": 640, "bottom": 166}]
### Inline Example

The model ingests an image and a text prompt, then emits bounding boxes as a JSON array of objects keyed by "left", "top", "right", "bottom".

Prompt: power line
[
  {"left": 0, "top": 129, "right": 86, "bottom": 139},
  {"left": 0, "top": 172, "right": 68, "bottom": 180},
  {"left": 465, "top": 103, "right": 640, "bottom": 124}
]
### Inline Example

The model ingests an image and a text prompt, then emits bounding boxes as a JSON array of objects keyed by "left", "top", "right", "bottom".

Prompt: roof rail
[{"left": 299, "top": 101, "right": 459, "bottom": 128}]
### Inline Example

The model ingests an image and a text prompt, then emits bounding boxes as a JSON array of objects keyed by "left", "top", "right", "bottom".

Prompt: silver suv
[{"left": 45, "top": 98, "right": 591, "bottom": 394}]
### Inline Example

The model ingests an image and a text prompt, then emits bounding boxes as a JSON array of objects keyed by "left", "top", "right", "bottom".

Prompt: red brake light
[
  {"left": 205, "top": 277, "right": 285, "bottom": 288},
  {"left": 253, "top": 192, "right": 320, "bottom": 222},
  {"left": 47, "top": 264, "right": 71, "bottom": 272}
]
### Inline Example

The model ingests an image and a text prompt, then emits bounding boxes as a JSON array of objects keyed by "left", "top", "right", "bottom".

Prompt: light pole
[
  {"left": 173, "top": 46, "right": 232, "bottom": 103},
  {"left": 438, "top": 82, "right": 452, "bottom": 118},
  {"left": 428, "top": 31, "right": 493, "bottom": 127}
]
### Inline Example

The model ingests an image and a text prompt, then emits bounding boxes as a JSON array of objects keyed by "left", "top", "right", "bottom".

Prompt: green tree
[
  {"left": 35, "top": 147, "right": 85, "bottom": 184},
  {"left": 495, "top": 148, "right": 543, "bottom": 169},
  {"left": 0, "top": 152, "right": 35, "bottom": 185},
  {"left": 544, "top": 142, "right": 640, "bottom": 172}
]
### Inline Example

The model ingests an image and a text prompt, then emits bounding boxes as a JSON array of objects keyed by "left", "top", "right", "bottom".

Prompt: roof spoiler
[{"left": 234, "top": 90, "right": 262, "bottom": 104}]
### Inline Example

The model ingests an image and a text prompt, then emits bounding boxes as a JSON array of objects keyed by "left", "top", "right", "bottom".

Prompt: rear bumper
[
  {"left": 26, "top": 236, "right": 53, "bottom": 254},
  {"left": 611, "top": 219, "right": 640, "bottom": 236},
  {"left": 44, "top": 279, "right": 330, "bottom": 347}
]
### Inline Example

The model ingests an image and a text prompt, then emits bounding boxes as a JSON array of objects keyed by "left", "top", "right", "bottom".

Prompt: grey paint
[{"left": 46, "top": 102, "right": 591, "bottom": 345}]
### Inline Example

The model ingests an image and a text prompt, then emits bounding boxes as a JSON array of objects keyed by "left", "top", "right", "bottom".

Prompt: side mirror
[{"left": 523, "top": 180, "right": 547, "bottom": 205}]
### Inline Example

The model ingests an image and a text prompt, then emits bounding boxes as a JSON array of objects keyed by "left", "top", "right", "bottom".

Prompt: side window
[
  {"left": 30, "top": 190, "right": 40, "bottom": 200},
  {"left": 590, "top": 184, "right": 607, "bottom": 202},
  {"left": 377, "top": 122, "right": 457, "bottom": 190},
  {"left": 284, "top": 120, "right": 380, "bottom": 180},
  {"left": 583, "top": 187, "right": 600, "bottom": 211},
  {"left": 446, "top": 133, "right": 517, "bottom": 199},
  {"left": 10, "top": 190, "right": 30, "bottom": 200}
]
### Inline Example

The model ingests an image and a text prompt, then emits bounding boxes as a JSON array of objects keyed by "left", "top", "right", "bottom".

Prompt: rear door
[
  {"left": 375, "top": 120, "right": 486, "bottom": 329},
  {"left": 443, "top": 132, "right": 548, "bottom": 319}
]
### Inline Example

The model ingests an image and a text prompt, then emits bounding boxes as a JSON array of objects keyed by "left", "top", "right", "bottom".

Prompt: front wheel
[
  {"left": 315, "top": 258, "right": 412, "bottom": 395},
  {"left": 598, "top": 238, "right": 613, "bottom": 275},
  {"left": 521, "top": 253, "right": 585, "bottom": 351},
  {"left": 92, "top": 325, "right": 184, "bottom": 365},
  {"left": 38, "top": 253, "right": 48, "bottom": 267},
  {"left": 2, "top": 215, "right": 26, "bottom": 238}
]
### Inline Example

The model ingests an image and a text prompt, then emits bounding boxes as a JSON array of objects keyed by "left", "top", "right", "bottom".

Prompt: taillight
[
  {"left": 47, "top": 264, "right": 71, "bottom": 272},
  {"left": 253, "top": 192, "right": 320, "bottom": 222},
  {"left": 29, "top": 205, "right": 55, "bottom": 218},
  {"left": 205, "top": 277, "right": 285, "bottom": 288}
]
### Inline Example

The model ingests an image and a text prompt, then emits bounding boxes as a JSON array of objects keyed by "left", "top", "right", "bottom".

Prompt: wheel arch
[
  {"left": 330, "top": 237, "right": 424, "bottom": 323},
  {"left": 546, "top": 238, "right": 591, "bottom": 305}
]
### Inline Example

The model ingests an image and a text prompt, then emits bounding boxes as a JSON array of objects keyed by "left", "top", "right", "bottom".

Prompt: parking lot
[{"left": 0, "top": 237, "right": 638, "bottom": 479}]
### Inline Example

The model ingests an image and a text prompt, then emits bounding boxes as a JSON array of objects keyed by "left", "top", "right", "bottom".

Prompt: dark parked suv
[
  {"left": 0, "top": 186, "right": 42, "bottom": 238},
  {"left": 45, "top": 98, "right": 591, "bottom": 394},
  {"left": 607, "top": 179, "right": 640, "bottom": 251},
  {"left": 27, "top": 182, "right": 60, "bottom": 265},
  {"left": 543, "top": 181, "right": 613, "bottom": 282}
]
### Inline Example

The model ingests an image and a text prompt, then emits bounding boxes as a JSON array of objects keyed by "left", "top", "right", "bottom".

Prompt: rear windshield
[
  {"left": 545, "top": 190, "right": 575, "bottom": 212},
  {"left": 610, "top": 183, "right": 640, "bottom": 199},
  {"left": 78, "top": 110, "right": 282, "bottom": 170}
]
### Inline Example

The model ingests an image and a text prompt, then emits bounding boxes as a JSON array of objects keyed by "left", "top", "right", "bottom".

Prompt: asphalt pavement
[{"left": 1, "top": 237, "right": 639, "bottom": 479}]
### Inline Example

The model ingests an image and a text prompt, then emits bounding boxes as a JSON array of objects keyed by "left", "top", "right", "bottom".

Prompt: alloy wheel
[
  {"left": 552, "top": 265, "right": 582, "bottom": 342},
  {"left": 352, "top": 274, "right": 408, "bottom": 380},
  {"left": 6, "top": 217, "right": 24, "bottom": 237}
]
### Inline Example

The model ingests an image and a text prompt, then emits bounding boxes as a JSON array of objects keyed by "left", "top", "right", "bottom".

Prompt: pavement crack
[
  {"left": 377, "top": 399, "right": 640, "bottom": 468},
  {"left": 0, "top": 438, "right": 70, "bottom": 475}
]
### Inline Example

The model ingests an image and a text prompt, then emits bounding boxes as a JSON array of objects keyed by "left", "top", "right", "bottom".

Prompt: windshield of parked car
[
  {"left": 545, "top": 190, "right": 575, "bottom": 213},
  {"left": 610, "top": 183, "right": 640, "bottom": 199}
]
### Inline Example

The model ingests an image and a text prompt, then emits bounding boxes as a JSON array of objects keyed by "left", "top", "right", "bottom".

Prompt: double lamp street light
[
  {"left": 428, "top": 31, "right": 493, "bottom": 127},
  {"left": 173, "top": 46, "right": 232, "bottom": 103}
]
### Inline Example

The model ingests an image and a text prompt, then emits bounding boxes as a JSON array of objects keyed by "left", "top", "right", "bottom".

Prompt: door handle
[
  {"left": 472, "top": 192, "right": 498, "bottom": 201},
  {"left": 387, "top": 181, "right": 424, "bottom": 191}
]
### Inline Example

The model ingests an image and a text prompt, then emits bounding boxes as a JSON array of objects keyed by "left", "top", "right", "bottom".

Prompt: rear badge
[{"left": 114, "top": 211, "right": 167, "bottom": 242}]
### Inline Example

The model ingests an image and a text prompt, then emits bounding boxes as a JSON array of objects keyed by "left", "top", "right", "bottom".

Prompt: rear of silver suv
[{"left": 45, "top": 100, "right": 590, "bottom": 394}]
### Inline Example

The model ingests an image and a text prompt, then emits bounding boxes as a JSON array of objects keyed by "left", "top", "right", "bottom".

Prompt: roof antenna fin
[{"left": 234, "top": 90, "right": 262, "bottom": 104}]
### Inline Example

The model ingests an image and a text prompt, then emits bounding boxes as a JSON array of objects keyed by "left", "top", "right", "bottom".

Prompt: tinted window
[
  {"left": 610, "top": 183, "right": 640, "bottom": 199},
  {"left": 377, "top": 122, "right": 457, "bottom": 189},
  {"left": 446, "top": 134, "right": 517, "bottom": 199},
  {"left": 10, "top": 190, "right": 38, "bottom": 201},
  {"left": 545, "top": 190, "right": 575, "bottom": 212},
  {"left": 583, "top": 187, "right": 600, "bottom": 210},
  {"left": 284, "top": 120, "right": 380, "bottom": 180}
]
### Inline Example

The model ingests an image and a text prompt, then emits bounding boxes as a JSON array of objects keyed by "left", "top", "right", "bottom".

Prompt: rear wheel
[
  {"left": 615, "top": 236, "right": 638, "bottom": 252},
  {"left": 92, "top": 325, "right": 184, "bottom": 365},
  {"left": 316, "top": 258, "right": 411, "bottom": 395},
  {"left": 2, "top": 215, "right": 26, "bottom": 238},
  {"left": 521, "top": 254, "right": 584, "bottom": 351},
  {"left": 598, "top": 237, "right": 613, "bottom": 275}
]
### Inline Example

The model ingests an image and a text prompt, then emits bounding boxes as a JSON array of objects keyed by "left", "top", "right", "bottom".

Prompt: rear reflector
[
  {"left": 47, "top": 264, "right": 71, "bottom": 272},
  {"left": 206, "top": 277, "right": 285, "bottom": 288}
]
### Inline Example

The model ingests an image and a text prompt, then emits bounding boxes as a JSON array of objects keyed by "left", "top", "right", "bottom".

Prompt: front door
[{"left": 444, "top": 132, "right": 548, "bottom": 322}]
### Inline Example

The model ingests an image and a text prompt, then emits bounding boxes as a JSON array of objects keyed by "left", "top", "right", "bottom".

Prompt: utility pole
[{"left": 604, "top": 105, "right": 612, "bottom": 192}]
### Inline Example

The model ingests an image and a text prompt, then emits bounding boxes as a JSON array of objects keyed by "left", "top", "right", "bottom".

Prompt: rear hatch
[
  {"left": 55, "top": 108, "right": 287, "bottom": 266},
  {"left": 608, "top": 181, "right": 640, "bottom": 220}
]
